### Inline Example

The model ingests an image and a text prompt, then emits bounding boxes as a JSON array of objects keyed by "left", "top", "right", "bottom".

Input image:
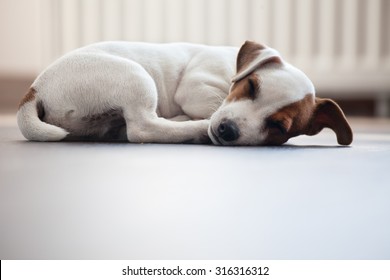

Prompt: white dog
[{"left": 17, "top": 41, "right": 352, "bottom": 145}]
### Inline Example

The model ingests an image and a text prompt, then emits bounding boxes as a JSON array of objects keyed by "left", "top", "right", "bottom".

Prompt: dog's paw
[
  {"left": 193, "top": 132, "right": 212, "bottom": 144},
  {"left": 183, "top": 119, "right": 211, "bottom": 144},
  {"left": 193, "top": 119, "right": 212, "bottom": 144}
]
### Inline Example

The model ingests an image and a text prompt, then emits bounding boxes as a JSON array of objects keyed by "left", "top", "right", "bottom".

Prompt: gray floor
[{"left": 1, "top": 116, "right": 390, "bottom": 260}]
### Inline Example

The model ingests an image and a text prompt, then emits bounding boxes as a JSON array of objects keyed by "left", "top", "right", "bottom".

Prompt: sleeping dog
[{"left": 17, "top": 41, "right": 352, "bottom": 145}]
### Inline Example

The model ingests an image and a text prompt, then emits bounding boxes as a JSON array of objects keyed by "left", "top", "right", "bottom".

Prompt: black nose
[{"left": 218, "top": 120, "right": 240, "bottom": 142}]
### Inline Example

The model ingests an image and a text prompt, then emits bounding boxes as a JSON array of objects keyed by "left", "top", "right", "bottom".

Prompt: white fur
[
  {"left": 17, "top": 99, "right": 68, "bottom": 141},
  {"left": 17, "top": 41, "right": 315, "bottom": 145}
]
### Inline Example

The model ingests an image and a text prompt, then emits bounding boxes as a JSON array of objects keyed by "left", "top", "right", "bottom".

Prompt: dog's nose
[{"left": 218, "top": 120, "right": 240, "bottom": 142}]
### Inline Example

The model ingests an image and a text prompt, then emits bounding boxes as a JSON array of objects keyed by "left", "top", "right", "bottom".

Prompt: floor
[{"left": 0, "top": 115, "right": 389, "bottom": 260}]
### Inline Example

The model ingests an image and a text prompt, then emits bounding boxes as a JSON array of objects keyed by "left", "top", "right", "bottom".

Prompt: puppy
[{"left": 17, "top": 41, "right": 352, "bottom": 145}]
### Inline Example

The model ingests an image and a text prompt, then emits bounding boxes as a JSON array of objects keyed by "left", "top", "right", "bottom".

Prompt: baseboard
[{"left": 0, "top": 76, "right": 34, "bottom": 114}]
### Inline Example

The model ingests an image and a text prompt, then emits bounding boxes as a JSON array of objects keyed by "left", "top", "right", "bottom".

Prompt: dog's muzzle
[{"left": 209, "top": 120, "right": 240, "bottom": 145}]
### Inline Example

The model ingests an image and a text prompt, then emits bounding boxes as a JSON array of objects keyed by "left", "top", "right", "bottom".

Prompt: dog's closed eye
[
  {"left": 266, "top": 119, "right": 288, "bottom": 134},
  {"left": 247, "top": 77, "right": 259, "bottom": 100}
]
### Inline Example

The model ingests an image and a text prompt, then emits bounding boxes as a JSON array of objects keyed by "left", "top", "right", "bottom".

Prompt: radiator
[{"left": 41, "top": 0, "right": 390, "bottom": 113}]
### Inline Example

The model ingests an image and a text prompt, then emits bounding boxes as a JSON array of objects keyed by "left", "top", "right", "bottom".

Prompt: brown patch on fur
[
  {"left": 226, "top": 73, "right": 260, "bottom": 102},
  {"left": 264, "top": 95, "right": 314, "bottom": 145},
  {"left": 236, "top": 41, "right": 266, "bottom": 74},
  {"left": 18, "top": 88, "right": 36, "bottom": 109},
  {"left": 264, "top": 95, "right": 353, "bottom": 145}
]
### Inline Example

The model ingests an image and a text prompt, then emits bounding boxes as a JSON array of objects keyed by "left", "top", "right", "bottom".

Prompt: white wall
[{"left": 0, "top": 0, "right": 42, "bottom": 76}]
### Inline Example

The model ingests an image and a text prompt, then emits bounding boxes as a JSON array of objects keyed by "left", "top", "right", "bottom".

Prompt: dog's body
[{"left": 17, "top": 41, "right": 353, "bottom": 145}]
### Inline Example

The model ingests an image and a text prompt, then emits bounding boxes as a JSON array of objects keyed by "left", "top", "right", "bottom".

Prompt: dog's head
[{"left": 208, "top": 41, "right": 353, "bottom": 146}]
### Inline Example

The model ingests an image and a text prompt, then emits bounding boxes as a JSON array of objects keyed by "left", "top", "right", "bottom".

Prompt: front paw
[
  {"left": 194, "top": 132, "right": 212, "bottom": 144},
  {"left": 197, "top": 119, "right": 212, "bottom": 144},
  {"left": 188, "top": 119, "right": 211, "bottom": 144}
]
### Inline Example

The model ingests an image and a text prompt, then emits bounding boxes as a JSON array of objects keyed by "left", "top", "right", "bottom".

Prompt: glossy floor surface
[{"left": 1, "top": 116, "right": 389, "bottom": 259}]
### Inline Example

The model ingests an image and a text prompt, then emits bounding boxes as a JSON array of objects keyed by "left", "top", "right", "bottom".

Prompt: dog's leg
[
  {"left": 123, "top": 103, "right": 209, "bottom": 143},
  {"left": 112, "top": 63, "right": 210, "bottom": 144},
  {"left": 126, "top": 116, "right": 210, "bottom": 144}
]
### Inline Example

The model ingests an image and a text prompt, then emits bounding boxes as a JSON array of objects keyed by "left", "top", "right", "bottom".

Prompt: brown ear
[
  {"left": 306, "top": 98, "right": 353, "bottom": 145},
  {"left": 233, "top": 41, "right": 282, "bottom": 83},
  {"left": 236, "top": 41, "right": 266, "bottom": 73}
]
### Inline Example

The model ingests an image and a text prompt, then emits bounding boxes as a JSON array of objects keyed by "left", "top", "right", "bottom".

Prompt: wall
[{"left": 0, "top": 0, "right": 42, "bottom": 77}]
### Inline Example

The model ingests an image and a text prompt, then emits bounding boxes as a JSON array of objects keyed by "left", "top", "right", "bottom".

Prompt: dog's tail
[{"left": 17, "top": 88, "right": 69, "bottom": 141}]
